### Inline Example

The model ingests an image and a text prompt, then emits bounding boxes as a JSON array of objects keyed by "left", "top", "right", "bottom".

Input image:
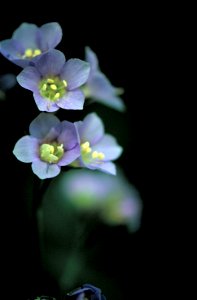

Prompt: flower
[
  {"left": 72, "top": 113, "right": 122, "bottom": 175},
  {"left": 13, "top": 113, "right": 80, "bottom": 179},
  {"left": 16, "top": 49, "right": 90, "bottom": 112},
  {"left": 66, "top": 283, "right": 106, "bottom": 300},
  {"left": 82, "top": 47, "right": 126, "bottom": 112},
  {"left": 56, "top": 168, "right": 142, "bottom": 232},
  {"left": 0, "top": 73, "right": 16, "bottom": 100},
  {"left": 0, "top": 22, "right": 62, "bottom": 68}
]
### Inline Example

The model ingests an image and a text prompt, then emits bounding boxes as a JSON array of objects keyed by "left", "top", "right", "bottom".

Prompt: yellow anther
[
  {"left": 42, "top": 83, "right": 47, "bottom": 91},
  {"left": 24, "top": 48, "right": 33, "bottom": 58},
  {"left": 47, "top": 78, "right": 55, "bottom": 84},
  {"left": 92, "top": 151, "right": 99, "bottom": 159},
  {"left": 33, "top": 49, "right": 41, "bottom": 57},
  {"left": 81, "top": 141, "right": 90, "bottom": 150},
  {"left": 50, "top": 84, "right": 57, "bottom": 90},
  {"left": 97, "top": 152, "right": 105, "bottom": 160},
  {"left": 81, "top": 141, "right": 92, "bottom": 154},
  {"left": 63, "top": 80, "right": 67, "bottom": 87},
  {"left": 92, "top": 151, "right": 105, "bottom": 160},
  {"left": 54, "top": 92, "right": 60, "bottom": 100}
]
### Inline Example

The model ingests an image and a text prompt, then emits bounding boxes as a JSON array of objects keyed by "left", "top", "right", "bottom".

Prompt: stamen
[{"left": 50, "top": 84, "right": 57, "bottom": 90}]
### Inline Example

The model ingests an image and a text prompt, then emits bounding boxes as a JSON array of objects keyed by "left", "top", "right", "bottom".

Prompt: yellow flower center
[
  {"left": 39, "top": 77, "right": 67, "bottom": 102},
  {"left": 22, "top": 48, "right": 42, "bottom": 59},
  {"left": 39, "top": 142, "right": 64, "bottom": 163},
  {"left": 81, "top": 141, "right": 105, "bottom": 163}
]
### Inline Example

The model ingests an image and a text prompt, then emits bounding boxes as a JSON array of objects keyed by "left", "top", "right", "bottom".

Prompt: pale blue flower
[
  {"left": 17, "top": 49, "right": 90, "bottom": 112},
  {"left": 0, "top": 22, "right": 62, "bottom": 68},
  {"left": 72, "top": 113, "right": 123, "bottom": 175},
  {"left": 13, "top": 113, "right": 80, "bottom": 179}
]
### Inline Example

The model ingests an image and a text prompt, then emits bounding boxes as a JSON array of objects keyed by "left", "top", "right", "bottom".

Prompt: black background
[{"left": 0, "top": 9, "right": 168, "bottom": 300}]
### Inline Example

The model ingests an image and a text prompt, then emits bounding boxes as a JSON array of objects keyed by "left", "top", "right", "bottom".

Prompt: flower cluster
[
  {"left": 0, "top": 22, "right": 124, "bottom": 179},
  {"left": 0, "top": 22, "right": 141, "bottom": 300}
]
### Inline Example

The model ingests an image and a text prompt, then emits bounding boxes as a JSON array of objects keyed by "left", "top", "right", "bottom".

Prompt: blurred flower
[
  {"left": 66, "top": 283, "right": 106, "bottom": 300},
  {"left": 72, "top": 113, "right": 122, "bottom": 175},
  {"left": 13, "top": 113, "right": 80, "bottom": 179},
  {"left": 0, "top": 73, "right": 16, "bottom": 100},
  {"left": 82, "top": 47, "right": 126, "bottom": 112},
  {"left": 17, "top": 49, "right": 90, "bottom": 112},
  {"left": 59, "top": 168, "right": 142, "bottom": 232},
  {"left": 0, "top": 22, "right": 62, "bottom": 68}
]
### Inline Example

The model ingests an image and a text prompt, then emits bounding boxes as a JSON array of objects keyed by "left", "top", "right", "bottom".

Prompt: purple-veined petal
[
  {"left": 92, "top": 134, "right": 123, "bottom": 160},
  {"left": 85, "top": 46, "right": 99, "bottom": 74},
  {"left": 58, "top": 89, "right": 84, "bottom": 110},
  {"left": 61, "top": 59, "right": 90, "bottom": 90},
  {"left": 32, "top": 160, "right": 60, "bottom": 179},
  {"left": 12, "top": 23, "right": 38, "bottom": 49},
  {"left": 17, "top": 66, "right": 40, "bottom": 91},
  {"left": 29, "top": 112, "right": 60, "bottom": 139},
  {"left": 36, "top": 49, "right": 65, "bottom": 76},
  {"left": 75, "top": 113, "right": 104, "bottom": 145},
  {"left": 58, "top": 145, "right": 80, "bottom": 166},
  {"left": 33, "top": 92, "right": 59, "bottom": 112},
  {"left": 13, "top": 136, "right": 39, "bottom": 163},
  {"left": 38, "top": 22, "right": 62, "bottom": 51},
  {"left": 57, "top": 121, "right": 78, "bottom": 149},
  {"left": 90, "top": 161, "right": 116, "bottom": 175}
]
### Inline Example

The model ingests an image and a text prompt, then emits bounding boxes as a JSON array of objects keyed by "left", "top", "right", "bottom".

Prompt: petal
[
  {"left": 58, "top": 145, "right": 80, "bottom": 166},
  {"left": 88, "top": 72, "right": 125, "bottom": 111},
  {"left": 90, "top": 161, "right": 116, "bottom": 175},
  {"left": 17, "top": 66, "right": 40, "bottom": 91},
  {"left": 36, "top": 49, "right": 65, "bottom": 76},
  {"left": 13, "top": 136, "right": 38, "bottom": 163},
  {"left": 0, "top": 39, "right": 20, "bottom": 59},
  {"left": 57, "top": 121, "right": 78, "bottom": 149},
  {"left": 32, "top": 160, "right": 60, "bottom": 179},
  {"left": 75, "top": 113, "right": 104, "bottom": 145},
  {"left": 96, "top": 95, "right": 126, "bottom": 112},
  {"left": 58, "top": 89, "right": 84, "bottom": 110},
  {"left": 61, "top": 58, "right": 90, "bottom": 90},
  {"left": 92, "top": 134, "right": 123, "bottom": 160},
  {"left": 85, "top": 46, "right": 99, "bottom": 74},
  {"left": 38, "top": 22, "right": 62, "bottom": 51},
  {"left": 29, "top": 112, "right": 60, "bottom": 139},
  {"left": 33, "top": 92, "right": 59, "bottom": 112},
  {"left": 12, "top": 23, "right": 38, "bottom": 49}
]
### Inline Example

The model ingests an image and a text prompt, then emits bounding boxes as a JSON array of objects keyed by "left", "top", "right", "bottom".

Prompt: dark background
[{"left": 0, "top": 10, "right": 167, "bottom": 300}]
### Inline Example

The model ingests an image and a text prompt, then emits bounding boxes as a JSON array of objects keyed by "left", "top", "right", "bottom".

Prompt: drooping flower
[
  {"left": 72, "top": 113, "right": 123, "bottom": 175},
  {"left": 17, "top": 49, "right": 90, "bottom": 112},
  {"left": 82, "top": 47, "right": 126, "bottom": 112},
  {"left": 0, "top": 73, "right": 16, "bottom": 100},
  {"left": 66, "top": 283, "right": 106, "bottom": 300},
  {"left": 13, "top": 113, "right": 80, "bottom": 179},
  {"left": 0, "top": 22, "right": 62, "bottom": 68}
]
